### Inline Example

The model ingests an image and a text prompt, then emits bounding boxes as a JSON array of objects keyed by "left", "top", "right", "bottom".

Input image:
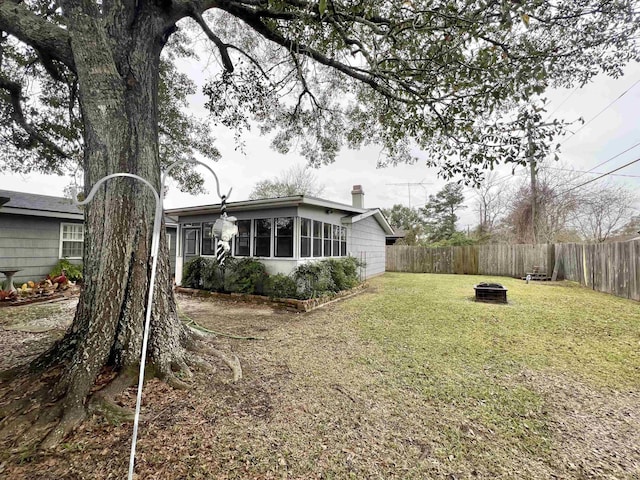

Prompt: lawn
[{"left": 1, "top": 273, "right": 639, "bottom": 479}]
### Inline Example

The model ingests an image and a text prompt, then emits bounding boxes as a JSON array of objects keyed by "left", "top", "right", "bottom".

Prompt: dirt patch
[
  {"left": 0, "top": 298, "right": 76, "bottom": 371},
  {"left": 522, "top": 370, "right": 640, "bottom": 478},
  {"left": 177, "top": 293, "right": 299, "bottom": 337}
]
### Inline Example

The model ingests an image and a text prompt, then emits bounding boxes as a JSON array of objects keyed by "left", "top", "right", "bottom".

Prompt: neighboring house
[
  {"left": 165, "top": 185, "right": 394, "bottom": 284},
  {"left": 386, "top": 227, "right": 406, "bottom": 246},
  {"left": 0, "top": 189, "right": 177, "bottom": 284}
]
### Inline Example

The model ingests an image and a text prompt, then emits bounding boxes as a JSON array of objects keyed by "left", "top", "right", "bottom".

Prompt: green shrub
[
  {"left": 426, "top": 232, "right": 476, "bottom": 247},
  {"left": 326, "top": 257, "right": 361, "bottom": 291},
  {"left": 293, "top": 258, "right": 363, "bottom": 299},
  {"left": 225, "top": 258, "right": 268, "bottom": 294},
  {"left": 182, "top": 257, "right": 212, "bottom": 289},
  {"left": 202, "top": 260, "right": 224, "bottom": 292},
  {"left": 292, "top": 261, "right": 334, "bottom": 298},
  {"left": 50, "top": 259, "right": 83, "bottom": 282},
  {"left": 264, "top": 273, "right": 298, "bottom": 299}
]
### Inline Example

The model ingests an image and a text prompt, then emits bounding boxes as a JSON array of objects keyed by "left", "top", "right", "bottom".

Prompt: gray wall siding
[
  {"left": 350, "top": 216, "right": 386, "bottom": 278},
  {"left": 167, "top": 227, "right": 177, "bottom": 277},
  {"left": 0, "top": 214, "right": 82, "bottom": 284},
  {"left": 298, "top": 205, "right": 353, "bottom": 225}
]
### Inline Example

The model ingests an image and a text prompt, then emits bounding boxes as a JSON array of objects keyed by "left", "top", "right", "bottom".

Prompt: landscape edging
[{"left": 174, "top": 283, "right": 368, "bottom": 312}]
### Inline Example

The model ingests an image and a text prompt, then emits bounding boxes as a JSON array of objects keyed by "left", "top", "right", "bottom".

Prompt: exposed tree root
[
  {"left": 87, "top": 371, "right": 137, "bottom": 425},
  {"left": 180, "top": 309, "right": 265, "bottom": 340},
  {"left": 185, "top": 353, "right": 217, "bottom": 374},
  {"left": 88, "top": 397, "right": 135, "bottom": 425},
  {"left": 215, "top": 351, "right": 242, "bottom": 382},
  {"left": 190, "top": 340, "right": 243, "bottom": 382},
  {"left": 40, "top": 406, "right": 86, "bottom": 450},
  {"left": 1, "top": 323, "right": 243, "bottom": 451},
  {"left": 164, "top": 373, "right": 192, "bottom": 390}
]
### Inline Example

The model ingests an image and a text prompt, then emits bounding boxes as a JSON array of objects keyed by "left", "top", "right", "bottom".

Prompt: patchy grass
[
  {"left": 0, "top": 301, "right": 71, "bottom": 327},
  {"left": 1, "top": 275, "right": 639, "bottom": 479},
  {"left": 344, "top": 273, "right": 640, "bottom": 473},
  {"left": 352, "top": 273, "right": 639, "bottom": 389}
]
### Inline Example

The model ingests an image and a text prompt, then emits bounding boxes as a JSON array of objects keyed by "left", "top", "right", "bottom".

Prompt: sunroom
[{"left": 166, "top": 188, "right": 393, "bottom": 283}]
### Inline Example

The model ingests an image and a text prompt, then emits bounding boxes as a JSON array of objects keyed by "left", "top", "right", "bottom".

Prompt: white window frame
[
  {"left": 274, "top": 216, "right": 294, "bottom": 258},
  {"left": 233, "top": 219, "right": 252, "bottom": 257},
  {"left": 59, "top": 222, "right": 84, "bottom": 259},
  {"left": 253, "top": 217, "right": 273, "bottom": 258}
]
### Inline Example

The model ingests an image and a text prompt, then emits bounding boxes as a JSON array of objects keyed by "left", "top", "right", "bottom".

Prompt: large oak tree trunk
[{"left": 18, "top": 0, "right": 195, "bottom": 446}]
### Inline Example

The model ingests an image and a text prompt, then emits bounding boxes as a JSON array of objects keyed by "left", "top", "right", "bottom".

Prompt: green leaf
[
  {"left": 319, "top": 0, "right": 327, "bottom": 15},
  {"left": 521, "top": 13, "right": 530, "bottom": 27}
]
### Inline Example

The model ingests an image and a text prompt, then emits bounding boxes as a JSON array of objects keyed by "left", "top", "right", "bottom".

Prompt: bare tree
[
  {"left": 473, "top": 171, "right": 509, "bottom": 238},
  {"left": 249, "top": 164, "right": 325, "bottom": 199},
  {"left": 501, "top": 166, "right": 581, "bottom": 243},
  {"left": 572, "top": 182, "right": 639, "bottom": 242}
]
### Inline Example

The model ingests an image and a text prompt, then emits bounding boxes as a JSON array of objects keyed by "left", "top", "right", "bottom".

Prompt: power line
[
  {"left": 553, "top": 156, "right": 640, "bottom": 198},
  {"left": 543, "top": 166, "right": 640, "bottom": 178},
  {"left": 544, "top": 86, "right": 579, "bottom": 121},
  {"left": 560, "top": 78, "right": 640, "bottom": 146},
  {"left": 579, "top": 140, "right": 640, "bottom": 176}
]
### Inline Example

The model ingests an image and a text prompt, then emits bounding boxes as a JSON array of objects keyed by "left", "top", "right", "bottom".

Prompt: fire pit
[{"left": 474, "top": 282, "right": 508, "bottom": 304}]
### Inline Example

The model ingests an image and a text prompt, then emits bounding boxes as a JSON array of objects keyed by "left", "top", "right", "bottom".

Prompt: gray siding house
[
  {"left": 0, "top": 190, "right": 177, "bottom": 284},
  {"left": 165, "top": 185, "right": 393, "bottom": 284},
  {"left": 0, "top": 190, "right": 84, "bottom": 284}
]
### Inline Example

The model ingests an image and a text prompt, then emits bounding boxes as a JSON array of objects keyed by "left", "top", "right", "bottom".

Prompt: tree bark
[{"left": 22, "top": 0, "right": 194, "bottom": 445}]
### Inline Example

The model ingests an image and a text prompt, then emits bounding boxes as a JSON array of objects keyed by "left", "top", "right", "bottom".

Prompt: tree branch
[
  {"left": 0, "top": 74, "right": 70, "bottom": 158},
  {"left": 214, "top": 2, "right": 408, "bottom": 103},
  {"left": 0, "top": 0, "right": 75, "bottom": 71},
  {"left": 189, "top": 10, "right": 235, "bottom": 72}
]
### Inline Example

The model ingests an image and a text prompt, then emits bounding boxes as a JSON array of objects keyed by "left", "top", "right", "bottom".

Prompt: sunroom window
[
  {"left": 313, "top": 220, "right": 322, "bottom": 257},
  {"left": 300, "top": 218, "right": 311, "bottom": 258},
  {"left": 235, "top": 219, "right": 251, "bottom": 256},
  {"left": 254, "top": 218, "right": 272, "bottom": 257},
  {"left": 332, "top": 224, "right": 341, "bottom": 257},
  {"left": 323, "top": 223, "right": 332, "bottom": 257},
  {"left": 202, "top": 222, "right": 216, "bottom": 256},
  {"left": 275, "top": 217, "right": 294, "bottom": 257}
]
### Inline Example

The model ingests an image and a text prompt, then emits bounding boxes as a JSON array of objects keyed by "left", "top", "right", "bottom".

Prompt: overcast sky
[{"left": 1, "top": 53, "right": 639, "bottom": 229}]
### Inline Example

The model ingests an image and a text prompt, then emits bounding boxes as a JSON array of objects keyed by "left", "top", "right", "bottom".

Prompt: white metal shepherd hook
[{"left": 72, "top": 159, "right": 232, "bottom": 480}]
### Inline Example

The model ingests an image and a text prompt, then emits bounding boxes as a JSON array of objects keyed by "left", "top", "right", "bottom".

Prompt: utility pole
[
  {"left": 386, "top": 181, "right": 432, "bottom": 207},
  {"left": 527, "top": 126, "right": 537, "bottom": 244}
]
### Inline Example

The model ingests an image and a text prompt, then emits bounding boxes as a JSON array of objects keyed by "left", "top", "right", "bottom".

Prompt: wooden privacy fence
[
  {"left": 386, "top": 240, "right": 640, "bottom": 301},
  {"left": 552, "top": 240, "right": 640, "bottom": 301},
  {"left": 386, "top": 244, "right": 554, "bottom": 278}
]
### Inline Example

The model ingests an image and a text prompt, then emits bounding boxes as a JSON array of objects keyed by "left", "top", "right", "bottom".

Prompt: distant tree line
[{"left": 383, "top": 170, "right": 639, "bottom": 246}]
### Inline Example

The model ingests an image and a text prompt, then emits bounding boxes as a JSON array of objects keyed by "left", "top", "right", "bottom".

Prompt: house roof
[
  {"left": 0, "top": 189, "right": 83, "bottom": 220},
  {"left": 0, "top": 189, "right": 177, "bottom": 225},
  {"left": 165, "top": 194, "right": 395, "bottom": 235},
  {"left": 165, "top": 194, "right": 368, "bottom": 216},
  {"left": 341, "top": 209, "right": 395, "bottom": 235},
  {"left": 386, "top": 227, "right": 406, "bottom": 239}
]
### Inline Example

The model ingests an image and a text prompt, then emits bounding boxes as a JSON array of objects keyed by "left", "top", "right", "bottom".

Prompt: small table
[{"left": 1, "top": 269, "right": 21, "bottom": 293}]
